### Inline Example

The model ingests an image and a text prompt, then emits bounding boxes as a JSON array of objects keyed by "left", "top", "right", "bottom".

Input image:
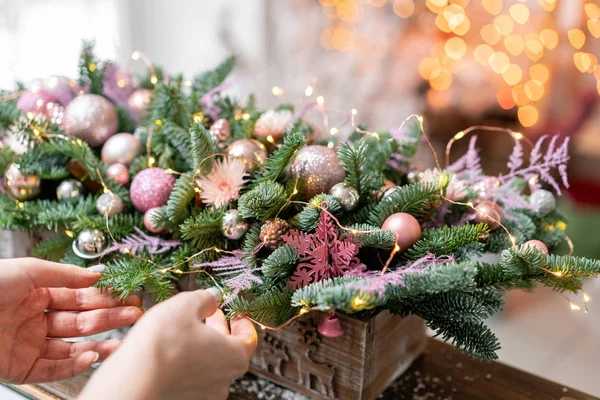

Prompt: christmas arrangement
[{"left": 1, "top": 41, "right": 599, "bottom": 365}]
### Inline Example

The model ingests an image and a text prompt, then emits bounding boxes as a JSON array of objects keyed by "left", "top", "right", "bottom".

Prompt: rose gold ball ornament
[
  {"left": 3, "top": 163, "right": 41, "bottom": 201},
  {"left": 209, "top": 119, "right": 231, "bottom": 150},
  {"left": 130, "top": 168, "right": 176, "bottom": 213},
  {"left": 287, "top": 145, "right": 346, "bottom": 200},
  {"left": 62, "top": 94, "right": 118, "bottom": 147},
  {"left": 144, "top": 207, "right": 165, "bottom": 233},
  {"left": 524, "top": 240, "right": 549, "bottom": 255},
  {"left": 382, "top": 212, "right": 422, "bottom": 250},
  {"left": 106, "top": 163, "right": 130, "bottom": 186},
  {"left": 227, "top": 139, "right": 267, "bottom": 172},
  {"left": 473, "top": 201, "right": 504, "bottom": 231},
  {"left": 127, "top": 89, "right": 153, "bottom": 121},
  {"left": 260, "top": 218, "right": 291, "bottom": 250},
  {"left": 101, "top": 133, "right": 142, "bottom": 166}
]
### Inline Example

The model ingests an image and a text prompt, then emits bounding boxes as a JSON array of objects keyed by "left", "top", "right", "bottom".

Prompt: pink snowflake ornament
[{"left": 283, "top": 209, "right": 366, "bottom": 289}]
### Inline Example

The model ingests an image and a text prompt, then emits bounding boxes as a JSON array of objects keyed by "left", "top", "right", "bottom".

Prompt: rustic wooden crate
[{"left": 250, "top": 311, "right": 427, "bottom": 400}]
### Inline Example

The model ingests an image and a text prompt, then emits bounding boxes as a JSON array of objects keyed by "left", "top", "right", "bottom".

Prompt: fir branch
[
  {"left": 226, "top": 289, "right": 297, "bottom": 325},
  {"left": 180, "top": 207, "right": 227, "bottom": 249},
  {"left": 262, "top": 244, "right": 298, "bottom": 286},
  {"left": 368, "top": 182, "right": 441, "bottom": 226},
  {"left": 71, "top": 213, "right": 143, "bottom": 241},
  {"left": 238, "top": 182, "right": 289, "bottom": 222},
  {"left": 162, "top": 121, "right": 194, "bottom": 170},
  {"left": 349, "top": 223, "right": 396, "bottom": 249},
  {"left": 165, "top": 175, "right": 196, "bottom": 225},
  {"left": 192, "top": 56, "right": 236, "bottom": 97},
  {"left": 251, "top": 131, "right": 307, "bottom": 188},
  {"left": 241, "top": 224, "right": 261, "bottom": 269},
  {"left": 189, "top": 122, "right": 215, "bottom": 174},
  {"left": 406, "top": 224, "right": 489, "bottom": 260},
  {"left": 292, "top": 194, "right": 341, "bottom": 231},
  {"left": 77, "top": 40, "right": 103, "bottom": 95},
  {"left": 36, "top": 197, "right": 98, "bottom": 231},
  {"left": 0, "top": 145, "right": 17, "bottom": 175},
  {"left": 149, "top": 82, "right": 191, "bottom": 129},
  {"left": 97, "top": 256, "right": 175, "bottom": 302},
  {"left": 337, "top": 139, "right": 368, "bottom": 196},
  {"left": 0, "top": 97, "right": 21, "bottom": 130},
  {"left": 290, "top": 276, "right": 364, "bottom": 309},
  {"left": 32, "top": 235, "right": 73, "bottom": 262}
]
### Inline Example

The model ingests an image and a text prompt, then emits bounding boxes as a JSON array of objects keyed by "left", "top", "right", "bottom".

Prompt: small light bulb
[
  {"left": 329, "top": 127, "right": 339, "bottom": 136},
  {"left": 351, "top": 108, "right": 358, "bottom": 116},
  {"left": 132, "top": 51, "right": 140, "bottom": 60},
  {"left": 570, "top": 302, "right": 581, "bottom": 311},
  {"left": 155, "top": 119, "right": 163, "bottom": 126},
  {"left": 299, "top": 308, "right": 309, "bottom": 315},
  {"left": 454, "top": 131, "right": 466, "bottom": 140},
  {"left": 584, "top": 293, "right": 591, "bottom": 303},
  {"left": 394, "top": 244, "right": 401, "bottom": 252},
  {"left": 150, "top": 75, "right": 158, "bottom": 84},
  {"left": 305, "top": 86, "right": 313, "bottom": 96},
  {"left": 267, "top": 135, "right": 275, "bottom": 143},
  {"left": 513, "top": 132, "right": 523, "bottom": 140},
  {"left": 316, "top": 96, "right": 325, "bottom": 106},
  {"left": 554, "top": 271, "right": 563, "bottom": 277},
  {"left": 65, "top": 230, "right": 74, "bottom": 238}
]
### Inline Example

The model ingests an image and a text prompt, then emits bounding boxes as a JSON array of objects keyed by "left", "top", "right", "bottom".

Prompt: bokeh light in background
[{"left": 318, "top": 0, "right": 600, "bottom": 130}]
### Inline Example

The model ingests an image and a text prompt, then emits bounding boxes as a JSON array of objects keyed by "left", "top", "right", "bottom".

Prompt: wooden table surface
[{"left": 4, "top": 339, "right": 597, "bottom": 400}]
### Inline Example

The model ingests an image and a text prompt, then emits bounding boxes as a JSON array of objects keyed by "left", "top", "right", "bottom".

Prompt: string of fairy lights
[
  {"left": 0, "top": 49, "right": 591, "bottom": 332},
  {"left": 318, "top": 0, "right": 600, "bottom": 128}
]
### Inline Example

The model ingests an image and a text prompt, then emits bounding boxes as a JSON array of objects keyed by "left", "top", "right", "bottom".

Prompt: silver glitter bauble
[
  {"left": 329, "top": 182, "right": 359, "bottom": 211},
  {"left": 406, "top": 171, "right": 423, "bottom": 184},
  {"left": 529, "top": 189, "right": 556, "bottom": 216},
  {"left": 260, "top": 218, "right": 290, "bottom": 250},
  {"left": 3, "top": 163, "right": 41, "bottom": 201},
  {"left": 101, "top": 133, "right": 142, "bottom": 165},
  {"left": 72, "top": 229, "right": 107, "bottom": 259},
  {"left": 96, "top": 193, "right": 124, "bottom": 217},
  {"left": 287, "top": 145, "right": 345, "bottom": 200},
  {"left": 56, "top": 179, "right": 84, "bottom": 202},
  {"left": 221, "top": 209, "right": 248, "bottom": 240},
  {"left": 227, "top": 139, "right": 267, "bottom": 172},
  {"left": 209, "top": 119, "right": 231, "bottom": 149},
  {"left": 62, "top": 94, "right": 118, "bottom": 147}
]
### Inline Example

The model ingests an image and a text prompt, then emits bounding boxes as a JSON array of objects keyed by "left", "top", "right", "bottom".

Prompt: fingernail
[
  {"left": 88, "top": 264, "right": 106, "bottom": 273},
  {"left": 205, "top": 287, "right": 222, "bottom": 303},
  {"left": 92, "top": 352, "right": 100, "bottom": 363}
]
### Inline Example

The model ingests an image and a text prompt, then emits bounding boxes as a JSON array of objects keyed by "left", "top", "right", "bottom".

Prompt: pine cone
[{"left": 260, "top": 218, "right": 290, "bottom": 250}]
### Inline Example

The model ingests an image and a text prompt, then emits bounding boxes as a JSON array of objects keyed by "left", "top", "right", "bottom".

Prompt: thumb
[
  {"left": 17, "top": 258, "right": 102, "bottom": 289},
  {"left": 169, "top": 290, "right": 219, "bottom": 320}
]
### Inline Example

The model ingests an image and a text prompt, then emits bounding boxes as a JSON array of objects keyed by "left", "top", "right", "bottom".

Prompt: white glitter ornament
[
  {"left": 287, "top": 145, "right": 345, "bottom": 200},
  {"left": 96, "top": 193, "right": 124, "bottom": 217},
  {"left": 56, "top": 179, "right": 84, "bottom": 202},
  {"left": 253, "top": 109, "right": 293, "bottom": 141},
  {"left": 101, "top": 133, "right": 142, "bottom": 165},
  {"left": 529, "top": 189, "right": 556, "bottom": 216}
]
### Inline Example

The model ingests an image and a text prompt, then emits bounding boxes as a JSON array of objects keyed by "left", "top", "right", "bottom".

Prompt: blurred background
[{"left": 1, "top": 0, "right": 599, "bottom": 396}]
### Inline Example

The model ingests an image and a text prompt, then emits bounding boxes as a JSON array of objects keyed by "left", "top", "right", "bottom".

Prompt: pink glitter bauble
[
  {"left": 62, "top": 94, "right": 118, "bottom": 147},
  {"left": 144, "top": 207, "right": 165, "bottom": 233},
  {"left": 45, "top": 75, "right": 77, "bottom": 106},
  {"left": 382, "top": 212, "right": 422, "bottom": 250},
  {"left": 16, "top": 90, "right": 57, "bottom": 117},
  {"left": 524, "top": 240, "right": 548, "bottom": 255},
  {"left": 130, "top": 168, "right": 175, "bottom": 212},
  {"left": 106, "top": 163, "right": 130, "bottom": 186}
]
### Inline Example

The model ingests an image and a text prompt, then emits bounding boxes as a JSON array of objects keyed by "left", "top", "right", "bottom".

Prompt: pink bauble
[
  {"left": 144, "top": 207, "right": 165, "bottom": 233},
  {"left": 382, "top": 212, "right": 422, "bottom": 250},
  {"left": 101, "top": 133, "right": 142, "bottom": 165},
  {"left": 130, "top": 168, "right": 175, "bottom": 212},
  {"left": 106, "top": 163, "right": 130, "bottom": 186},
  {"left": 45, "top": 75, "right": 77, "bottom": 106},
  {"left": 16, "top": 90, "right": 57, "bottom": 117},
  {"left": 524, "top": 240, "right": 548, "bottom": 255},
  {"left": 62, "top": 94, "right": 118, "bottom": 147},
  {"left": 127, "top": 89, "right": 153, "bottom": 121}
]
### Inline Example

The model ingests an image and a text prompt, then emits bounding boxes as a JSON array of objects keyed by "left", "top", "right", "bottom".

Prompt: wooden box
[{"left": 250, "top": 311, "right": 427, "bottom": 400}]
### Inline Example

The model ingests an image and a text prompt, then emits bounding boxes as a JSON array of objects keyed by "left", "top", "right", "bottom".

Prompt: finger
[
  {"left": 165, "top": 290, "right": 218, "bottom": 320},
  {"left": 23, "top": 351, "right": 98, "bottom": 383},
  {"left": 206, "top": 309, "right": 230, "bottom": 336},
  {"left": 47, "top": 287, "right": 142, "bottom": 311},
  {"left": 46, "top": 307, "right": 143, "bottom": 338},
  {"left": 15, "top": 258, "right": 102, "bottom": 289},
  {"left": 230, "top": 317, "right": 258, "bottom": 358},
  {"left": 41, "top": 339, "right": 121, "bottom": 361}
]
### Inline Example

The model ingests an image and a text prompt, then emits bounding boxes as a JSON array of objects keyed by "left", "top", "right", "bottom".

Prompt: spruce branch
[
  {"left": 292, "top": 194, "right": 341, "bottom": 231},
  {"left": 406, "top": 224, "right": 489, "bottom": 260},
  {"left": 262, "top": 244, "right": 299, "bottom": 286},
  {"left": 165, "top": 175, "right": 196, "bottom": 225},
  {"left": 77, "top": 40, "right": 104, "bottom": 95},
  {"left": 251, "top": 132, "right": 307, "bottom": 188},
  {"left": 368, "top": 182, "right": 441, "bottom": 226},
  {"left": 32, "top": 235, "right": 73, "bottom": 262},
  {"left": 180, "top": 207, "right": 227, "bottom": 249},
  {"left": 192, "top": 56, "right": 236, "bottom": 97},
  {"left": 189, "top": 122, "right": 215, "bottom": 174},
  {"left": 238, "top": 182, "right": 289, "bottom": 222},
  {"left": 226, "top": 289, "right": 297, "bottom": 325}
]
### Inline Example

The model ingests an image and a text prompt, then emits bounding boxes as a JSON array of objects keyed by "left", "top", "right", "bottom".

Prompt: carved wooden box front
[{"left": 250, "top": 311, "right": 427, "bottom": 400}]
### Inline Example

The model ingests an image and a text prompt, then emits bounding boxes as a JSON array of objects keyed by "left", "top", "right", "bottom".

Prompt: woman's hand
[
  {"left": 79, "top": 290, "right": 258, "bottom": 400},
  {"left": 0, "top": 258, "right": 143, "bottom": 384}
]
